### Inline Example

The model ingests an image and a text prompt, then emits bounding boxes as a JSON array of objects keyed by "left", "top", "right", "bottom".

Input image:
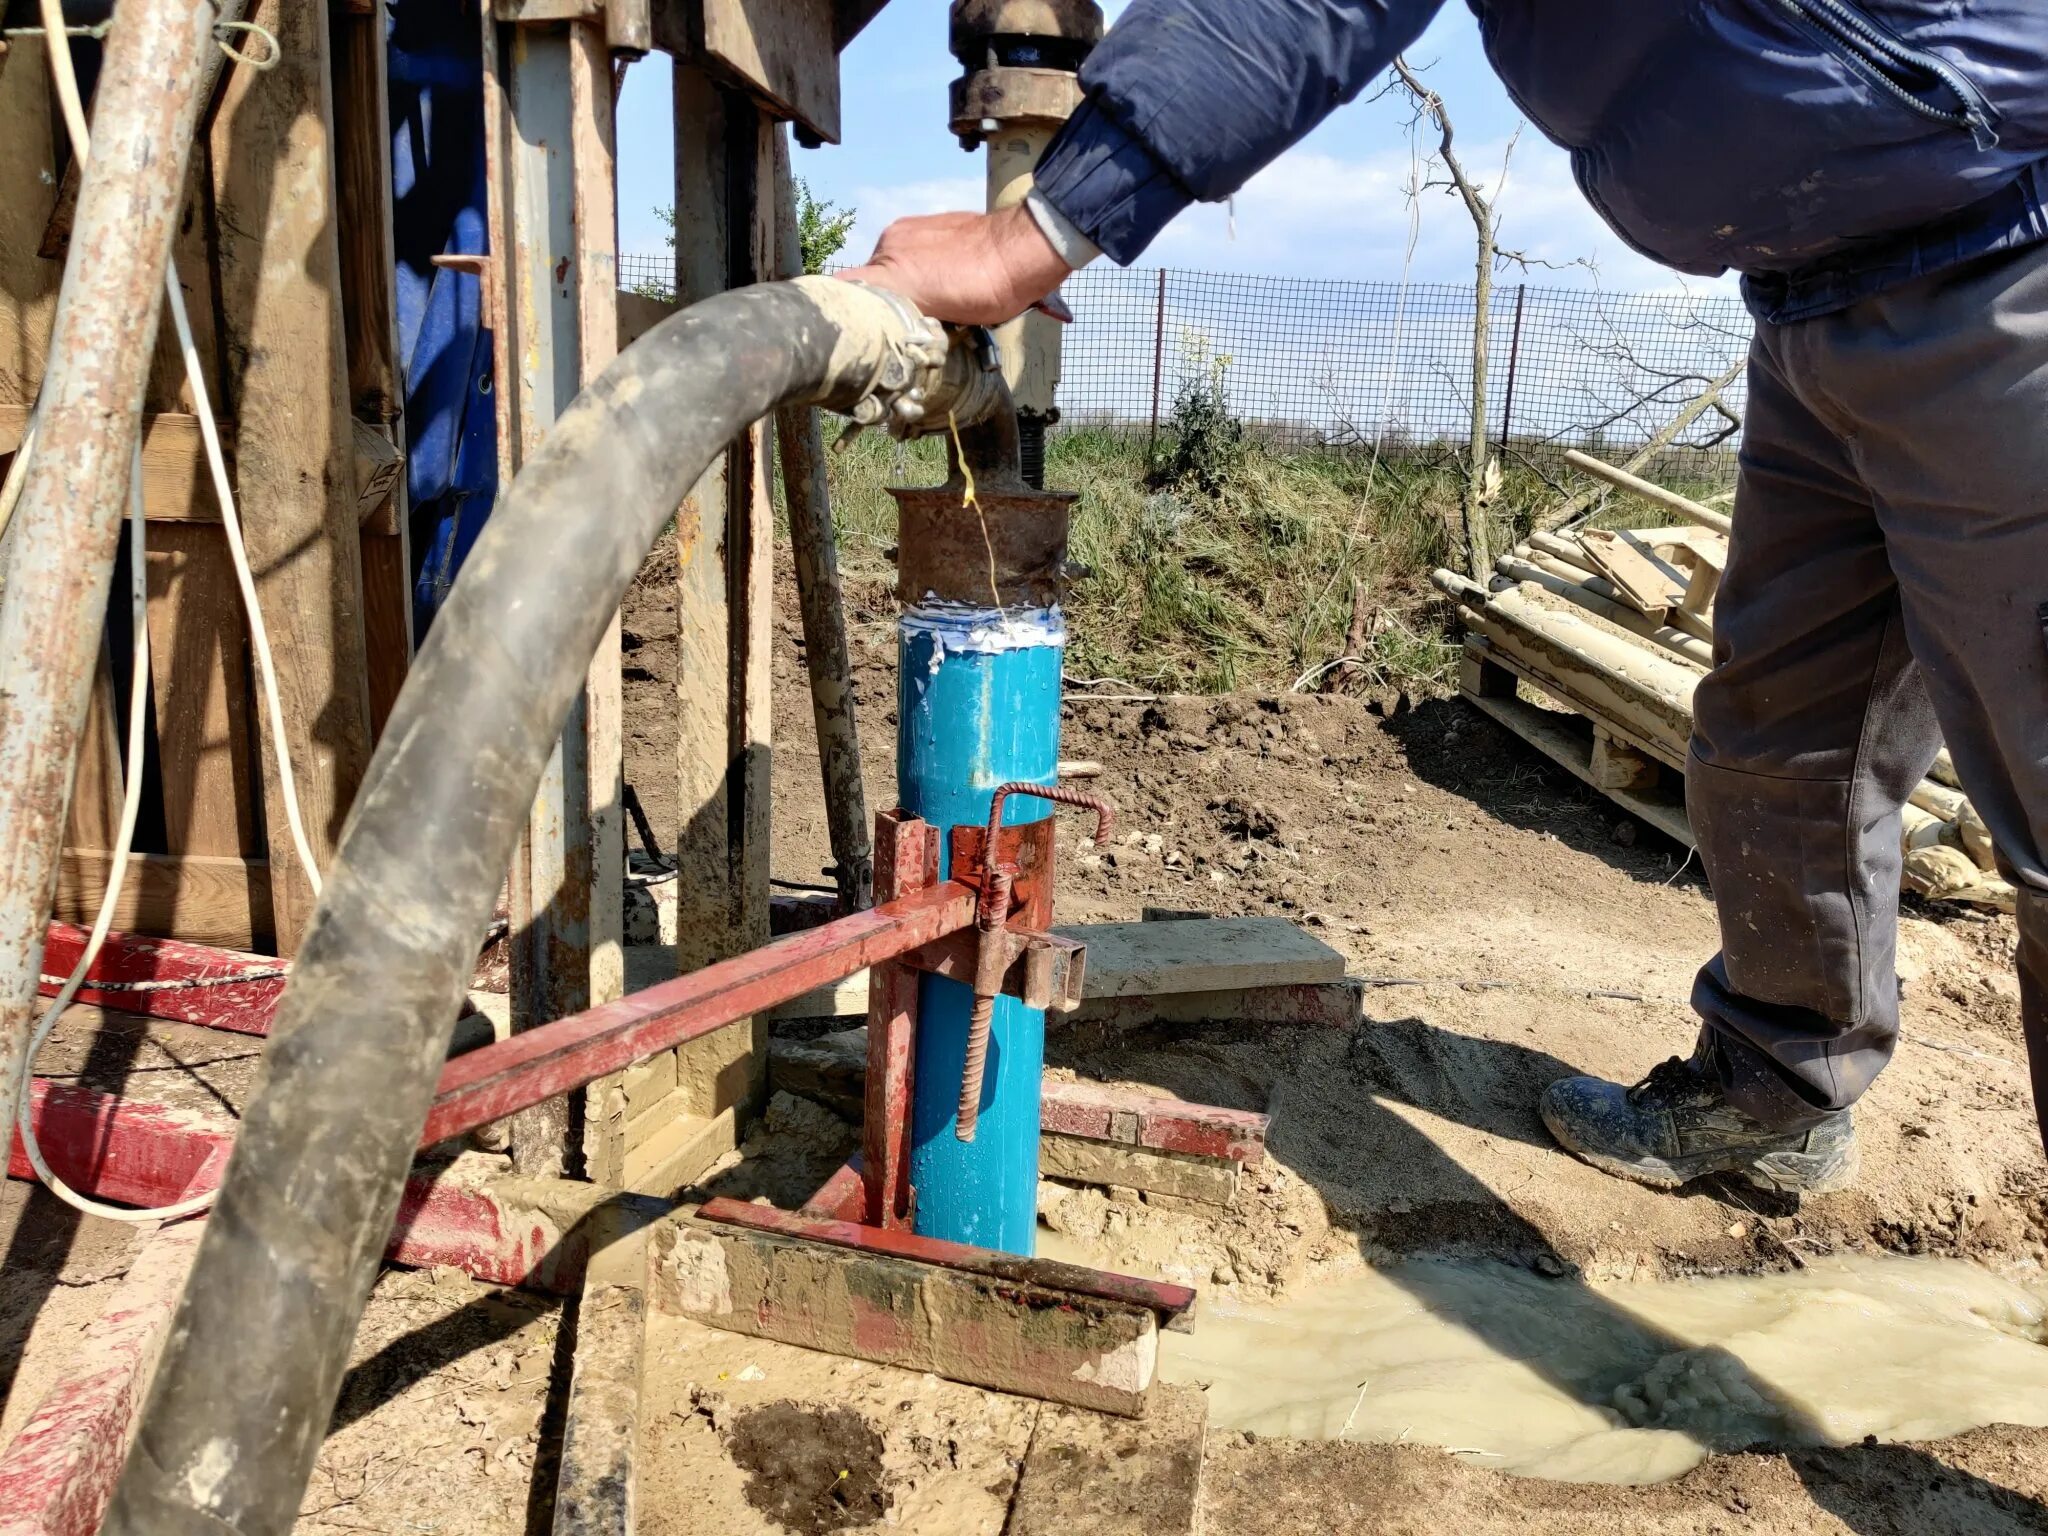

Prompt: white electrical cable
[
  {"left": 17, "top": 0, "right": 322, "bottom": 1220},
  {"left": 16, "top": 453, "right": 216, "bottom": 1222}
]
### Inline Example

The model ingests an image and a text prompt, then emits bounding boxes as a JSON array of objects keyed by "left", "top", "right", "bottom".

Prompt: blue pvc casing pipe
[{"left": 898, "top": 602, "right": 1064, "bottom": 1255}]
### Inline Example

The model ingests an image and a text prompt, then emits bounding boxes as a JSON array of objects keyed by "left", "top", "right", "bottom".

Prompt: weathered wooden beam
[
  {"left": 0, "top": 36, "right": 60, "bottom": 407},
  {"left": 653, "top": 0, "right": 843, "bottom": 143},
  {"left": 485, "top": 9, "right": 628, "bottom": 1178},
  {"left": 209, "top": 0, "right": 378, "bottom": 951},
  {"left": 51, "top": 852, "right": 274, "bottom": 953},
  {"left": 662, "top": 66, "right": 776, "bottom": 1184}
]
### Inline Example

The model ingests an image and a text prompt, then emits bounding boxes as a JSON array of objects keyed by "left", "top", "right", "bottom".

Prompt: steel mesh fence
[{"left": 617, "top": 256, "right": 1755, "bottom": 487}]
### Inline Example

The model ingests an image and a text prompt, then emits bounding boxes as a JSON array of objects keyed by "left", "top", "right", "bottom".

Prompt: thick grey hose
[{"left": 105, "top": 277, "right": 938, "bottom": 1535}]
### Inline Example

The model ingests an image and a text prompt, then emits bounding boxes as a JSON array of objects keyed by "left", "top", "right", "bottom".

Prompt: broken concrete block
[{"left": 1053, "top": 915, "right": 1345, "bottom": 998}]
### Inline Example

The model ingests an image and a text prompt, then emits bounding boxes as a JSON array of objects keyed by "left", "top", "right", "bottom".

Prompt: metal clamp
[{"left": 954, "top": 783, "right": 1114, "bottom": 1142}]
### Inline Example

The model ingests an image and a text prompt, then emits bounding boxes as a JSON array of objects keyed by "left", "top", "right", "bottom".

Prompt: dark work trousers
[{"left": 1689, "top": 239, "right": 2048, "bottom": 1152}]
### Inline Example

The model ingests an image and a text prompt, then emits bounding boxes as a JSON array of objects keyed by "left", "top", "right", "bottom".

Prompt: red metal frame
[
  {"left": 697, "top": 1197, "right": 1197, "bottom": 1328},
  {"left": 863, "top": 810, "right": 933, "bottom": 1228},
  {"left": 36, "top": 923, "right": 283, "bottom": 1034},
  {"left": 423, "top": 873, "right": 973, "bottom": 1147},
  {"left": 5, "top": 803, "right": 1287, "bottom": 1511}
]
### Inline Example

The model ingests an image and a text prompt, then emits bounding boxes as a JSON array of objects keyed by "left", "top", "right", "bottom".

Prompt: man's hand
[{"left": 837, "top": 204, "right": 1075, "bottom": 326}]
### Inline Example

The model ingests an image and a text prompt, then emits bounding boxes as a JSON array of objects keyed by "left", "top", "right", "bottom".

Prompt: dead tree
[{"left": 1391, "top": 57, "right": 1507, "bottom": 583}]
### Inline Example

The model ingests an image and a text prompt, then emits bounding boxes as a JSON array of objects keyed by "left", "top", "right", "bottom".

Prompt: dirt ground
[
  {"left": 621, "top": 553, "right": 2048, "bottom": 1533},
  {"left": 5, "top": 544, "right": 2046, "bottom": 1535}
]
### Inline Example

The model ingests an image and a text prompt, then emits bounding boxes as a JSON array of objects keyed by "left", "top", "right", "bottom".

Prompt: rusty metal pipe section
[
  {"left": 950, "top": 0, "right": 1102, "bottom": 486},
  {"left": 955, "top": 783, "right": 1113, "bottom": 1141},
  {"left": 105, "top": 277, "right": 987, "bottom": 1536},
  {"left": 0, "top": 0, "right": 224, "bottom": 1180}
]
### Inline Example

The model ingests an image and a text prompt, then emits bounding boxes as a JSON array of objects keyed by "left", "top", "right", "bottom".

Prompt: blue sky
[{"left": 614, "top": 4, "right": 1733, "bottom": 297}]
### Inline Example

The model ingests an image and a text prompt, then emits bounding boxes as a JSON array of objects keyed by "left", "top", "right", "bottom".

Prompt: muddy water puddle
[{"left": 1046, "top": 1223, "right": 2048, "bottom": 1484}]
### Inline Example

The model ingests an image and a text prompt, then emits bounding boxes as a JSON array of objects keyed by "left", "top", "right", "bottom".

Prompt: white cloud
[
  {"left": 831, "top": 123, "right": 1738, "bottom": 302},
  {"left": 1148, "top": 131, "right": 1738, "bottom": 299},
  {"left": 838, "top": 174, "right": 987, "bottom": 265}
]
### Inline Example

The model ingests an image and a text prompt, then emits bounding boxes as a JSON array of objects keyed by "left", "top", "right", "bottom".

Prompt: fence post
[
  {"left": 1146, "top": 267, "right": 1167, "bottom": 461},
  {"left": 1496, "top": 283, "right": 1527, "bottom": 452}
]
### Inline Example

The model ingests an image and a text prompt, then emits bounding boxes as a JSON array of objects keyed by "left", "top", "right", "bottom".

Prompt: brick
[{"left": 1039, "top": 1133, "right": 1238, "bottom": 1206}]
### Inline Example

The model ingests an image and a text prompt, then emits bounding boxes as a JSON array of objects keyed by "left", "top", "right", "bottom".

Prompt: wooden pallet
[{"left": 1460, "top": 638, "right": 1694, "bottom": 848}]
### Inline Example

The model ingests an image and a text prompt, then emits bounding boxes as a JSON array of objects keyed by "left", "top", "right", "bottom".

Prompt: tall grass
[{"left": 808, "top": 427, "right": 1548, "bottom": 697}]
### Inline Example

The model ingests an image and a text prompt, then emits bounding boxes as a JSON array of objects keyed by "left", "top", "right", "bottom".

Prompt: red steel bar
[
  {"left": 36, "top": 924, "right": 284, "bottom": 1035},
  {"left": 863, "top": 810, "right": 935, "bottom": 1227},
  {"left": 9, "top": 1081, "right": 603, "bottom": 1290},
  {"left": 799, "top": 1157, "right": 868, "bottom": 1222},
  {"left": 422, "top": 880, "right": 975, "bottom": 1147},
  {"left": 9, "top": 1081, "right": 229, "bottom": 1211},
  {"left": 0, "top": 1216, "right": 207, "bottom": 1536},
  {"left": 1039, "top": 1081, "right": 1270, "bottom": 1167},
  {"left": 698, "top": 1197, "right": 1198, "bottom": 1327}
]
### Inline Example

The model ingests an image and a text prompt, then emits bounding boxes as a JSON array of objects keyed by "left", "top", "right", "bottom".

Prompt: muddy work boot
[{"left": 1540, "top": 1051, "right": 1857, "bottom": 1194}]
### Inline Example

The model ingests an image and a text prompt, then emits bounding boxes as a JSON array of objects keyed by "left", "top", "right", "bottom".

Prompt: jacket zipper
[{"left": 1776, "top": 0, "right": 2001, "bottom": 151}]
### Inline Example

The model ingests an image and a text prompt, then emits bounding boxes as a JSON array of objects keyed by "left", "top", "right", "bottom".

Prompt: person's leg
[
  {"left": 1803, "top": 241, "right": 2048, "bottom": 1156},
  {"left": 1542, "top": 327, "right": 1939, "bottom": 1191}
]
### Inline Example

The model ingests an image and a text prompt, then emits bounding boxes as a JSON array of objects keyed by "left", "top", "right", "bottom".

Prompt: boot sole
[{"left": 1540, "top": 1101, "right": 1859, "bottom": 1196}]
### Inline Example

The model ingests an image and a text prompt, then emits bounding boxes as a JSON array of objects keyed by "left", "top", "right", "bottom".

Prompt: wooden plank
[
  {"left": 52, "top": 852, "right": 275, "bottom": 952},
  {"left": 0, "top": 407, "right": 220, "bottom": 522},
  {"left": 144, "top": 524, "right": 261, "bottom": 857},
  {"left": 332, "top": 0, "right": 414, "bottom": 743},
  {"left": 652, "top": 0, "right": 843, "bottom": 144},
  {"left": 551, "top": 1209, "right": 646, "bottom": 1536},
  {"left": 664, "top": 70, "right": 774, "bottom": 1174},
  {"left": 1049, "top": 916, "right": 1344, "bottom": 1000},
  {"left": 209, "top": 0, "right": 376, "bottom": 950},
  {"left": 574, "top": 19, "right": 629, "bottom": 1180},
  {"left": 63, "top": 637, "right": 125, "bottom": 857},
  {"left": 0, "top": 38, "right": 60, "bottom": 406},
  {"left": 1577, "top": 528, "right": 1684, "bottom": 618},
  {"left": 487, "top": 14, "right": 627, "bottom": 1178},
  {"left": 1459, "top": 666, "right": 1694, "bottom": 848},
  {"left": 704, "top": 0, "right": 841, "bottom": 145}
]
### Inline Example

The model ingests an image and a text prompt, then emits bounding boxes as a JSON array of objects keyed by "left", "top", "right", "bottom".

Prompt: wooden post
[
  {"left": 1496, "top": 283, "right": 1526, "bottom": 452},
  {"left": 330, "top": 0, "right": 416, "bottom": 741},
  {"left": 484, "top": 10, "right": 628, "bottom": 1178},
  {"left": 1147, "top": 267, "right": 1166, "bottom": 460},
  {"left": 0, "top": 36, "right": 60, "bottom": 410},
  {"left": 657, "top": 64, "right": 774, "bottom": 1187},
  {"left": 209, "top": 0, "right": 377, "bottom": 951}
]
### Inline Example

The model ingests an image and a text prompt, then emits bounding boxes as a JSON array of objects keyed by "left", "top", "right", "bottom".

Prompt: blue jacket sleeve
[{"left": 1032, "top": 0, "right": 1445, "bottom": 264}]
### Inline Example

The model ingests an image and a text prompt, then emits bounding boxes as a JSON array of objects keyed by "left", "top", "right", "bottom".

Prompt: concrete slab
[{"left": 647, "top": 1213, "right": 1163, "bottom": 1416}]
